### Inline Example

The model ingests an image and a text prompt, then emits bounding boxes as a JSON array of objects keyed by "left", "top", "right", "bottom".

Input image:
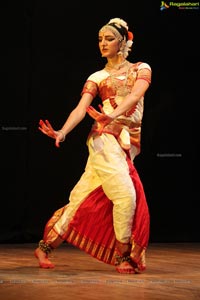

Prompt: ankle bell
[
  {"left": 115, "top": 254, "right": 132, "bottom": 266},
  {"left": 38, "top": 240, "right": 52, "bottom": 254}
]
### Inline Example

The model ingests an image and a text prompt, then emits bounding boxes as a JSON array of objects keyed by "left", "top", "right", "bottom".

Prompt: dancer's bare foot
[
  {"left": 34, "top": 247, "right": 55, "bottom": 269},
  {"left": 115, "top": 261, "right": 135, "bottom": 274}
]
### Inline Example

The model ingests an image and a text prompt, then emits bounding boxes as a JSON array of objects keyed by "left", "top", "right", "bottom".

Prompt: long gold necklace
[{"left": 107, "top": 63, "right": 131, "bottom": 97}]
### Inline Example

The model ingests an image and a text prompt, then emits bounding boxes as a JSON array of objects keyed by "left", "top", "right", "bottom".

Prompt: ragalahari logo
[
  {"left": 160, "top": 1, "right": 170, "bottom": 10},
  {"left": 160, "top": 1, "right": 199, "bottom": 10}
]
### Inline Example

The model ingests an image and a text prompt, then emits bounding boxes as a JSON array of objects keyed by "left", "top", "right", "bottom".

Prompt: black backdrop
[{"left": 1, "top": 1, "right": 199, "bottom": 243}]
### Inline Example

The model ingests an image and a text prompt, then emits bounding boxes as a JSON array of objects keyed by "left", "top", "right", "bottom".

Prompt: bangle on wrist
[{"left": 58, "top": 130, "right": 65, "bottom": 142}]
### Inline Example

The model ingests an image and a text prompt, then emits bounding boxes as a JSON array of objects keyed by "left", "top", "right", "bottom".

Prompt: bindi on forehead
[
  {"left": 99, "top": 30, "right": 116, "bottom": 39},
  {"left": 99, "top": 24, "right": 123, "bottom": 41},
  {"left": 99, "top": 34, "right": 116, "bottom": 39}
]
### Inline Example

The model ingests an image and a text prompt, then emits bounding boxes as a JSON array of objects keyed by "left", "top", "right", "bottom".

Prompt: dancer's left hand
[{"left": 86, "top": 105, "right": 113, "bottom": 134}]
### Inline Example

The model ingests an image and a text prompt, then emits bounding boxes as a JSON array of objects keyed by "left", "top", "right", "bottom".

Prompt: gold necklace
[{"left": 105, "top": 60, "right": 129, "bottom": 71}]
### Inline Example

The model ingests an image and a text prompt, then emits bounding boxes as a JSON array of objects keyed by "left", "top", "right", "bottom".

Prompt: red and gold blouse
[{"left": 82, "top": 62, "right": 152, "bottom": 152}]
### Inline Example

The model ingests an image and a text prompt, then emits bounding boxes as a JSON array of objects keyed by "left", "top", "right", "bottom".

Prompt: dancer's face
[{"left": 98, "top": 29, "right": 121, "bottom": 58}]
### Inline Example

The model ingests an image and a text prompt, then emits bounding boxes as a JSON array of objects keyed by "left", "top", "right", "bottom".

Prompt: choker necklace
[{"left": 105, "top": 60, "right": 129, "bottom": 71}]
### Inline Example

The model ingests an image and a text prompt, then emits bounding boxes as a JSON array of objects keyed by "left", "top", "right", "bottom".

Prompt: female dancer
[{"left": 34, "top": 17, "right": 152, "bottom": 274}]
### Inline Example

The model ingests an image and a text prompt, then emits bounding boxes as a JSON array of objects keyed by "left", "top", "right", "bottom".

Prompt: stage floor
[{"left": 0, "top": 243, "right": 199, "bottom": 300}]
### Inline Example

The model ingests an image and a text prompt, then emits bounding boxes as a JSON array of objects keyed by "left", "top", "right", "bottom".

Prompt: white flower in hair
[
  {"left": 124, "top": 40, "right": 133, "bottom": 58},
  {"left": 108, "top": 18, "right": 129, "bottom": 31}
]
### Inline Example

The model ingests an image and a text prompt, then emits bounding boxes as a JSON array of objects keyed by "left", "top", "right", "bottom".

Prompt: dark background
[{"left": 1, "top": 1, "right": 199, "bottom": 243}]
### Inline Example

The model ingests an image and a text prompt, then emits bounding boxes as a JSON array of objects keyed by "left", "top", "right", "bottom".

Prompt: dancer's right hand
[{"left": 38, "top": 119, "right": 64, "bottom": 148}]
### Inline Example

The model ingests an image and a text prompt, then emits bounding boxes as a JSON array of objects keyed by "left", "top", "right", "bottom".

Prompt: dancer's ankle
[{"left": 38, "top": 240, "right": 53, "bottom": 255}]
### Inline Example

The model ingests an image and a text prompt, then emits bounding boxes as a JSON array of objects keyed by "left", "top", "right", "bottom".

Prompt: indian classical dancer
[{"left": 34, "top": 17, "right": 152, "bottom": 274}]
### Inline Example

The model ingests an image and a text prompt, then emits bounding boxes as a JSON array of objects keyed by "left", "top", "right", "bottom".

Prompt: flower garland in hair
[{"left": 108, "top": 18, "right": 129, "bottom": 31}]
